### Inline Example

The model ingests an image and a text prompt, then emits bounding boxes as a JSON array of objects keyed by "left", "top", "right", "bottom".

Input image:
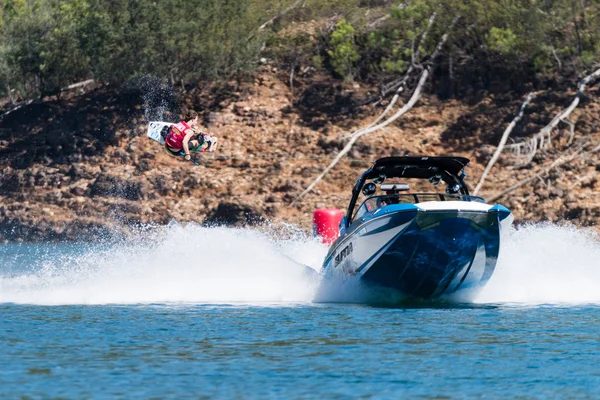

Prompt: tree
[{"left": 328, "top": 18, "right": 360, "bottom": 82}]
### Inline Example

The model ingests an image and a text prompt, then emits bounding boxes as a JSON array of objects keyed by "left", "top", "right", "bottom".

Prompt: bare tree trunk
[
  {"left": 291, "top": 69, "right": 433, "bottom": 206},
  {"left": 348, "top": 15, "right": 456, "bottom": 141},
  {"left": 380, "top": 13, "right": 438, "bottom": 98},
  {"left": 345, "top": 12, "right": 438, "bottom": 139},
  {"left": 505, "top": 67, "right": 600, "bottom": 162},
  {"left": 551, "top": 46, "right": 562, "bottom": 71},
  {"left": 368, "top": 14, "right": 391, "bottom": 29},
  {"left": 367, "top": 1, "right": 407, "bottom": 29},
  {"left": 258, "top": 0, "right": 306, "bottom": 31},
  {"left": 291, "top": 16, "right": 460, "bottom": 206},
  {"left": 473, "top": 92, "right": 535, "bottom": 195}
]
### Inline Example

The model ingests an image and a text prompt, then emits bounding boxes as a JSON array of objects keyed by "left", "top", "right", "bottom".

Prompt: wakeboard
[{"left": 147, "top": 121, "right": 172, "bottom": 145}]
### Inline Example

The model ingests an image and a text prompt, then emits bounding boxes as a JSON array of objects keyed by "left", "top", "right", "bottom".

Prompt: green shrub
[
  {"left": 486, "top": 27, "right": 518, "bottom": 54},
  {"left": 328, "top": 18, "right": 360, "bottom": 82}
]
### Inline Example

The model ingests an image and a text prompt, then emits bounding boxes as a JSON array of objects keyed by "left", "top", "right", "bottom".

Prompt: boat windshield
[{"left": 354, "top": 193, "right": 486, "bottom": 220}]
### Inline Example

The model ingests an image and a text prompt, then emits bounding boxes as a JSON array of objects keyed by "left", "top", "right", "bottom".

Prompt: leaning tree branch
[
  {"left": 368, "top": 14, "right": 391, "bottom": 29},
  {"left": 290, "top": 68, "right": 432, "bottom": 206},
  {"left": 348, "top": 15, "right": 456, "bottom": 142},
  {"left": 258, "top": 0, "right": 306, "bottom": 32},
  {"left": 567, "top": 173, "right": 595, "bottom": 191},
  {"left": 291, "top": 16, "right": 459, "bottom": 206},
  {"left": 551, "top": 46, "right": 562, "bottom": 71},
  {"left": 379, "top": 12, "right": 438, "bottom": 99},
  {"left": 487, "top": 141, "right": 599, "bottom": 203},
  {"left": 367, "top": 1, "right": 410, "bottom": 29},
  {"left": 505, "top": 67, "right": 600, "bottom": 162},
  {"left": 345, "top": 12, "right": 438, "bottom": 140},
  {"left": 473, "top": 92, "right": 536, "bottom": 195},
  {"left": 348, "top": 12, "right": 450, "bottom": 140}
]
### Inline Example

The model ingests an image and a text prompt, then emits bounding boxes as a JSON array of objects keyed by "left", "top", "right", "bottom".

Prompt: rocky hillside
[{"left": 0, "top": 67, "right": 599, "bottom": 241}]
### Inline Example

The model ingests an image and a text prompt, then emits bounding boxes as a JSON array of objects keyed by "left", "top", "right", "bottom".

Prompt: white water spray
[
  {"left": 0, "top": 224, "right": 327, "bottom": 305},
  {"left": 477, "top": 223, "right": 600, "bottom": 304},
  {"left": 1, "top": 223, "right": 599, "bottom": 306}
]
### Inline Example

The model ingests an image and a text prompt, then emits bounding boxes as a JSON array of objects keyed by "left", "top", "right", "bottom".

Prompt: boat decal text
[{"left": 335, "top": 242, "right": 353, "bottom": 266}]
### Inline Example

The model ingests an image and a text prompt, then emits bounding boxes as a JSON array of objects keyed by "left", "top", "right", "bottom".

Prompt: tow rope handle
[
  {"left": 175, "top": 149, "right": 200, "bottom": 167},
  {"left": 183, "top": 153, "right": 200, "bottom": 166}
]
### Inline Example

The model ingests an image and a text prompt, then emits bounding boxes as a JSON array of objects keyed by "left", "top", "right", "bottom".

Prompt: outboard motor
[{"left": 313, "top": 208, "right": 344, "bottom": 245}]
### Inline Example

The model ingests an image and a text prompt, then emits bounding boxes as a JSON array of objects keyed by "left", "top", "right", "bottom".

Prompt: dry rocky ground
[{"left": 0, "top": 67, "right": 598, "bottom": 241}]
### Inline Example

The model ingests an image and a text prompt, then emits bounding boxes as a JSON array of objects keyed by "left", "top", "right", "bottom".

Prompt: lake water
[{"left": 1, "top": 223, "right": 600, "bottom": 398}]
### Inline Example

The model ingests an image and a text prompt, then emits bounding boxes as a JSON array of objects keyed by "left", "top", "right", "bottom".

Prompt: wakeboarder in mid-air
[{"left": 147, "top": 110, "right": 218, "bottom": 165}]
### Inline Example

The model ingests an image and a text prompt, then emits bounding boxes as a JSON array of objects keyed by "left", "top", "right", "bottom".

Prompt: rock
[
  {"left": 264, "top": 205, "right": 279, "bottom": 217},
  {"left": 349, "top": 148, "right": 361, "bottom": 159},
  {"left": 0, "top": 171, "right": 24, "bottom": 192},
  {"left": 300, "top": 166, "right": 319, "bottom": 178},
  {"left": 274, "top": 179, "right": 301, "bottom": 193},
  {"left": 565, "top": 207, "right": 585, "bottom": 220},
  {"left": 70, "top": 185, "right": 87, "bottom": 197},
  {"left": 548, "top": 187, "right": 564, "bottom": 198},
  {"left": 232, "top": 159, "right": 250, "bottom": 169},
  {"left": 136, "top": 158, "right": 152, "bottom": 173},
  {"left": 149, "top": 174, "right": 172, "bottom": 196},
  {"left": 114, "top": 148, "right": 129, "bottom": 163},
  {"left": 281, "top": 193, "right": 295, "bottom": 203},
  {"left": 565, "top": 193, "right": 578, "bottom": 203},
  {"left": 203, "top": 202, "right": 266, "bottom": 227},
  {"left": 43, "top": 191, "right": 62, "bottom": 202},
  {"left": 265, "top": 195, "right": 278, "bottom": 203},
  {"left": 183, "top": 175, "right": 202, "bottom": 190},
  {"left": 317, "top": 137, "right": 344, "bottom": 153},
  {"left": 57, "top": 165, "right": 71, "bottom": 175}
]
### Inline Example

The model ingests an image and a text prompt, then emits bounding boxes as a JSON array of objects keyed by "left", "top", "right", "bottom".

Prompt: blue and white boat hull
[{"left": 322, "top": 202, "right": 513, "bottom": 300}]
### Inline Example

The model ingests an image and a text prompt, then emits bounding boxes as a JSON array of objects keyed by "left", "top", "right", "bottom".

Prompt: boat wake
[
  {"left": 476, "top": 223, "right": 600, "bottom": 305},
  {"left": 0, "top": 222, "right": 599, "bottom": 306},
  {"left": 0, "top": 224, "right": 326, "bottom": 305}
]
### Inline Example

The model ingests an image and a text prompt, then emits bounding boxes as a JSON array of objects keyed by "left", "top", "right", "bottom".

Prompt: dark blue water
[
  {"left": 2, "top": 304, "right": 600, "bottom": 398},
  {"left": 2, "top": 224, "right": 600, "bottom": 398}
]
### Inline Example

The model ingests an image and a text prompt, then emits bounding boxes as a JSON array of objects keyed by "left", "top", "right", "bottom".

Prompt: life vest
[{"left": 165, "top": 121, "right": 191, "bottom": 150}]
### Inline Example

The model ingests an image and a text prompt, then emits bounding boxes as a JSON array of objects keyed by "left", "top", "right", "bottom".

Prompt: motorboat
[{"left": 320, "top": 156, "right": 513, "bottom": 300}]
